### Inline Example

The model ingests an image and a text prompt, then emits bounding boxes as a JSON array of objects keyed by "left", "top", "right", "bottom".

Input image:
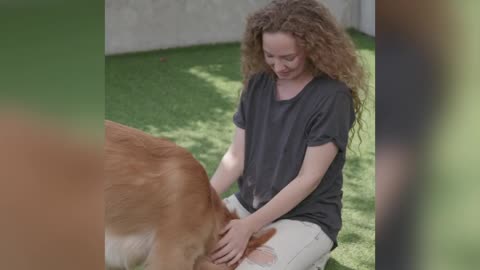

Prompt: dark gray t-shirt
[{"left": 233, "top": 72, "right": 355, "bottom": 249}]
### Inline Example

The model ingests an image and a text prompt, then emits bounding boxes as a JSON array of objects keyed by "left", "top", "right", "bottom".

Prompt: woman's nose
[{"left": 273, "top": 61, "right": 286, "bottom": 72}]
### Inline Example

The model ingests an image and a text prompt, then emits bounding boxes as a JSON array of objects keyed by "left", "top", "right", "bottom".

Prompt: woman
[{"left": 209, "top": 0, "right": 368, "bottom": 269}]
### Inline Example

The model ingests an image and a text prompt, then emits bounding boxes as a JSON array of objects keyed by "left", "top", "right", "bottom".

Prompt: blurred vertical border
[
  {"left": 376, "top": 0, "right": 480, "bottom": 270},
  {"left": 0, "top": 1, "right": 104, "bottom": 270}
]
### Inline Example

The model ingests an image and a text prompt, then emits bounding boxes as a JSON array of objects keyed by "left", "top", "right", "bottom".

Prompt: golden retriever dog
[{"left": 105, "top": 120, "right": 275, "bottom": 270}]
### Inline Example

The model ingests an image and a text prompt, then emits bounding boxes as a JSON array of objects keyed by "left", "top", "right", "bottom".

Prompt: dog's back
[
  {"left": 105, "top": 120, "right": 214, "bottom": 234},
  {"left": 105, "top": 120, "right": 219, "bottom": 269}
]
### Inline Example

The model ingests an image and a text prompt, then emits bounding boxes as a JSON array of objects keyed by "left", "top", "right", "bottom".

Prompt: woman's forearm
[
  {"left": 245, "top": 176, "right": 320, "bottom": 232},
  {"left": 210, "top": 149, "right": 244, "bottom": 195},
  {"left": 211, "top": 128, "right": 245, "bottom": 195}
]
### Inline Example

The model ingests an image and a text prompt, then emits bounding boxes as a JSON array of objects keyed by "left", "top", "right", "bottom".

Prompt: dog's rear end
[
  {"left": 105, "top": 120, "right": 216, "bottom": 270},
  {"left": 105, "top": 120, "right": 274, "bottom": 270}
]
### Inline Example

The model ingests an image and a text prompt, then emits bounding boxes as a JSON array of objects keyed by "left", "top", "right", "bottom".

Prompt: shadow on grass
[
  {"left": 351, "top": 220, "right": 375, "bottom": 231},
  {"left": 361, "top": 258, "right": 375, "bottom": 270},
  {"left": 344, "top": 155, "right": 373, "bottom": 179},
  {"left": 326, "top": 258, "right": 355, "bottom": 270},
  {"left": 338, "top": 232, "right": 363, "bottom": 244},
  {"left": 106, "top": 43, "right": 243, "bottom": 175},
  {"left": 347, "top": 28, "right": 375, "bottom": 52},
  {"left": 106, "top": 57, "right": 237, "bottom": 130},
  {"left": 348, "top": 195, "right": 375, "bottom": 215},
  {"left": 342, "top": 153, "right": 375, "bottom": 216}
]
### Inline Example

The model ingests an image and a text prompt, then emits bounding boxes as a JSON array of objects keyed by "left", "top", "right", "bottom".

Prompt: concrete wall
[
  {"left": 318, "top": 0, "right": 375, "bottom": 36},
  {"left": 359, "top": 0, "right": 375, "bottom": 36},
  {"left": 318, "top": 0, "right": 360, "bottom": 30},
  {"left": 106, "top": 0, "right": 374, "bottom": 55}
]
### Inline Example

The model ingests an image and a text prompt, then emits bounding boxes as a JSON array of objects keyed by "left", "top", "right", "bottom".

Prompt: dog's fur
[{"left": 105, "top": 120, "right": 275, "bottom": 270}]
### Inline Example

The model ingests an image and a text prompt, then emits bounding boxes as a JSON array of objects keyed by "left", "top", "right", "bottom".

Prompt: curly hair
[{"left": 241, "top": 0, "right": 369, "bottom": 147}]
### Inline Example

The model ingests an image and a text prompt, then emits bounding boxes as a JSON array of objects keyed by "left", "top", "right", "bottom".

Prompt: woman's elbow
[
  {"left": 222, "top": 150, "right": 244, "bottom": 171},
  {"left": 298, "top": 175, "right": 323, "bottom": 191}
]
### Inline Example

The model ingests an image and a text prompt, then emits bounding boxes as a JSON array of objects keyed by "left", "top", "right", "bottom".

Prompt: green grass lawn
[{"left": 106, "top": 30, "right": 375, "bottom": 270}]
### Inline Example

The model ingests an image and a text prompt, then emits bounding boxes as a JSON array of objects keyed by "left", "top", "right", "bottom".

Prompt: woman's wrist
[
  {"left": 244, "top": 213, "right": 266, "bottom": 233},
  {"left": 210, "top": 179, "right": 223, "bottom": 195}
]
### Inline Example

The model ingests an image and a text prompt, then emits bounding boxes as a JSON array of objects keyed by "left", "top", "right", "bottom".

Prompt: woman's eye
[{"left": 284, "top": 56, "right": 295, "bottom": 61}]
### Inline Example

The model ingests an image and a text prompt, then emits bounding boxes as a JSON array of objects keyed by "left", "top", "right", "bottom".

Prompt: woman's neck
[
  {"left": 275, "top": 71, "right": 314, "bottom": 101},
  {"left": 277, "top": 71, "right": 313, "bottom": 85}
]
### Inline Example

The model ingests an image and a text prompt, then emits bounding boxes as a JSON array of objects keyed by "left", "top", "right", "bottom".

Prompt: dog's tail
[{"left": 245, "top": 228, "right": 276, "bottom": 253}]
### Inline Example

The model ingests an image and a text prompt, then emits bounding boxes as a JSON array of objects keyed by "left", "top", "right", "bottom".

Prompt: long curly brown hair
[{"left": 241, "top": 0, "right": 369, "bottom": 147}]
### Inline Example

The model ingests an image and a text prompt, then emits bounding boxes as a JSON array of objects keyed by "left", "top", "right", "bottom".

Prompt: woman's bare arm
[{"left": 210, "top": 127, "right": 245, "bottom": 195}]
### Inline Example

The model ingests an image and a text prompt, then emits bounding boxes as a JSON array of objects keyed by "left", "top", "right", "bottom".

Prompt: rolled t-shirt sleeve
[{"left": 306, "top": 92, "right": 355, "bottom": 152}]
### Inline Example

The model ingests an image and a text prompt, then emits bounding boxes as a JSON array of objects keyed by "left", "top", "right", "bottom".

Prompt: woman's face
[{"left": 262, "top": 32, "right": 309, "bottom": 80}]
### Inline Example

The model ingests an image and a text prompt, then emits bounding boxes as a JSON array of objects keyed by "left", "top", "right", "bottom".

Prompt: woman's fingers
[
  {"left": 211, "top": 235, "right": 229, "bottom": 254},
  {"left": 211, "top": 241, "right": 232, "bottom": 261},
  {"left": 220, "top": 222, "right": 233, "bottom": 235},
  {"left": 215, "top": 248, "right": 237, "bottom": 265},
  {"left": 227, "top": 251, "right": 244, "bottom": 266}
]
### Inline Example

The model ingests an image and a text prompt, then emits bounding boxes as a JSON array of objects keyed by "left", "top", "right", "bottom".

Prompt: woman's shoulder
[
  {"left": 307, "top": 77, "right": 354, "bottom": 113},
  {"left": 313, "top": 76, "right": 352, "bottom": 98},
  {"left": 246, "top": 71, "right": 272, "bottom": 88},
  {"left": 242, "top": 72, "right": 273, "bottom": 98}
]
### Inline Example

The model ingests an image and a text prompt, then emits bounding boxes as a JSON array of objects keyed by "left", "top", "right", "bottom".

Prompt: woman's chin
[{"left": 276, "top": 72, "right": 291, "bottom": 79}]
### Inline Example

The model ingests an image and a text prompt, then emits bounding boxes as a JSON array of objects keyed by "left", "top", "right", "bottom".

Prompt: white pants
[{"left": 223, "top": 195, "right": 333, "bottom": 270}]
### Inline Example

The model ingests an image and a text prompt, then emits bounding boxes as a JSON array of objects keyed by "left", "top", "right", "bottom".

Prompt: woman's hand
[{"left": 210, "top": 218, "right": 257, "bottom": 266}]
